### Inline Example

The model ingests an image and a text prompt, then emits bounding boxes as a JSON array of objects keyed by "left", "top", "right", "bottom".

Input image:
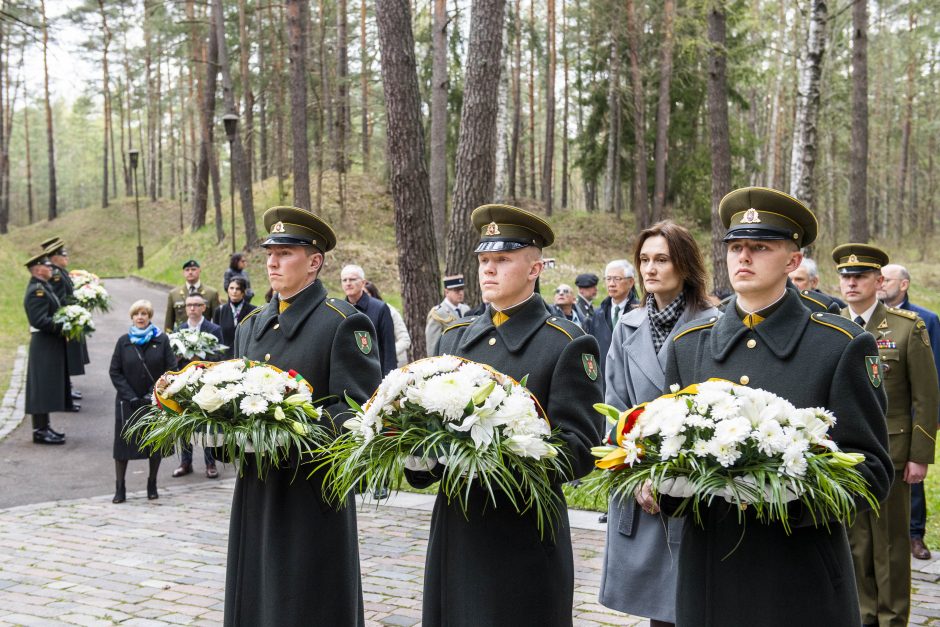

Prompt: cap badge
[
  {"left": 740, "top": 208, "right": 761, "bottom": 224},
  {"left": 484, "top": 221, "right": 501, "bottom": 236},
  {"left": 848, "top": 254, "right": 858, "bottom": 263},
  {"left": 271, "top": 221, "right": 286, "bottom": 234}
]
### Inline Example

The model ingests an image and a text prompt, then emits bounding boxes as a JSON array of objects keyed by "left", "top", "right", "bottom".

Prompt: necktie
[
  {"left": 854, "top": 315, "right": 865, "bottom": 327},
  {"left": 189, "top": 286, "right": 197, "bottom": 296},
  {"left": 612, "top": 305, "right": 621, "bottom": 328}
]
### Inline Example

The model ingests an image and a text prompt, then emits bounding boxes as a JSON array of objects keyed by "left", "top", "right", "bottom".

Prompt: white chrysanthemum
[
  {"left": 660, "top": 434, "right": 686, "bottom": 460},
  {"left": 760, "top": 397, "right": 797, "bottom": 427},
  {"left": 456, "top": 361, "right": 495, "bottom": 387},
  {"left": 781, "top": 426, "right": 810, "bottom": 452},
  {"left": 712, "top": 416, "right": 752, "bottom": 446},
  {"left": 684, "top": 414, "right": 716, "bottom": 430},
  {"left": 407, "top": 371, "right": 477, "bottom": 421},
  {"left": 201, "top": 362, "right": 245, "bottom": 386},
  {"left": 217, "top": 384, "right": 244, "bottom": 402},
  {"left": 642, "top": 397, "right": 688, "bottom": 438},
  {"left": 781, "top": 444, "right": 809, "bottom": 477},
  {"left": 691, "top": 438, "right": 710, "bottom": 457},
  {"left": 812, "top": 407, "right": 837, "bottom": 428},
  {"left": 242, "top": 366, "right": 281, "bottom": 396},
  {"left": 506, "top": 434, "right": 557, "bottom": 459},
  {"left": 164, "top": 371, "right": 190, "bottom": 396},
  {"left": 709, "top": 396, "right": 742, "bottom": 421},
  {"left": 493, "top": 390, "right": 543, "bottom": 436},
  {"left": 409, "top": 355, "right": 463, "bottom": 380},
  {"left": 240, "top": 394, "right": 269, "bottom": 415},
  {"left": 707, "top": 439, "right": 742, "bottom": 467},
  {"left": 752, "top": 419, "right": 787, "bottom": 456},
  {"left": 698, "top": 379, "right": 735, "bottom": 395},
  {"left": 370, "top": 368, "right": 413, "bottom": 410}
]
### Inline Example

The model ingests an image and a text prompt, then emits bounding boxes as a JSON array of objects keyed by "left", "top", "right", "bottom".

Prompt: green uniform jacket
[
  {"left": 24, "top": 277, "right": 69, "bottom": 414},
  {"left": 223, "top": 279, "right": 382, "bottom": 627},
  {"left": 662, "top": 289, "right": 893, "bottom": 627},
  {"left": 407, "top": 295, "right": 604, "bottom": 627},
  {"left": 164, "top": 284, "right": 220, "bottom": 331},
  {"left": 49, "top": 264, "right": 89, "bottom": 376},
  {"left": 842, "top": 302, "right": 939, "bottom": 467}
]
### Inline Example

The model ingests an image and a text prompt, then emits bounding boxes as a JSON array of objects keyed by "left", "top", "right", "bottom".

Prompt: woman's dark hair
[
  {"left": 229, "top": 253, "right": 245, "bottom": 271},
  {"left": 632, "top": 220, "right": 711, "bottom": 312},
  {"left": 227, "top": 277, "right": 247, "bottom": 292},
  {"left": 364, "top": 280, "right": 382, "bottom": 300}
]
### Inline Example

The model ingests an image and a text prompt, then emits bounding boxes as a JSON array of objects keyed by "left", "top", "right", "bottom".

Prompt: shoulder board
[
  {"left": 886, "top": 307, "right": 918, "bottom": 321},
  {"left": 545, "top": 316, "right": 583, "bottom": 341},
  {"left": 325, "top": 298, "right": 357, "bottom": 318},
  {"left": 237, "top": 307, "right": 264, "bottom": 326},
  {"left": 443, "top": 316, "right": 476, "bottom": 335},
  {"left": 673, "top": 316, "right": 719, "bottom": 342},
  {"left": 809, "top": 312, "right": 860, "bottom": 339},
  {"left": 799, "top": 290, "right": 829, "bottom": 311},
  {"left": 33, "top": 288, "right": 45, "bottom": 297},
  {"left": 428, "top": 307, "right": 456, "bottom": 324}
]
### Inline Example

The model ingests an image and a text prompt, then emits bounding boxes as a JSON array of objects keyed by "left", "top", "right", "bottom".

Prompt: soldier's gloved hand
[{"left": 403, "top": 455, "right": 438, "bottom": 472}]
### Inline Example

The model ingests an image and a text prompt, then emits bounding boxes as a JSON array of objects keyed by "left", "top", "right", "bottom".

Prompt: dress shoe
[
  {"left": 172, "top": 463, "right": 193, "bottom": 477},
  {"left": 205, "top": 464, "right": 219, "bottom": 479},
  {"left": 66, "top": 403, "right": 81, "bottom": 412},
  {"left": 71, "top": 390, "right": 83, "bottom": 400},
  {"left": 373, "top": 486, "right": 390, "bottom": 500},
  {"left": 912, "top": 537, "right": 932, "bottom": 560},
  {"left": 113, "top": 480, "right": 126, "bottom": 504},
  {"left": 33, "top": 429, "right": 65, "bottom": 445},
  {"left": 47, "top": 426, "right": 66, "bottom": 438},
  {"left": 147, "top": 478, "right": 159, "bottom": 500},
  {"left": 598, "top": 513, "right": 608, "bottom": 524}
]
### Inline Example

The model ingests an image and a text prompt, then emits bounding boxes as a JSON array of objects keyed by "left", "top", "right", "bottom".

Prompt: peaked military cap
[
  {"left": 443, "top": 275, "right": 465, "bottom": 290},
  {"left": 471, "top": 204, "right": 554, "bottom": 253},
  {"left": 261, "top": 206, "right": 337, "bottom": 252},
  {"left": 831, "top": 243, "right": 889, "bottom": 275},
  {"left": 25, "top": 252, "right": 52, "bottom": 269},
  {"left": 719, "top": 187, "right": 817, "bottom": 248},
  {"left": 40, "top": 236, "right": 60, "bottom": 249},
  {"left": 575, "top": 273, "right": 599, "bottom": 288},
  {"left": 42, "top": 238, "right": 66, "bottom": 256},
  {"left": 182, "top": 259, "right": 201, "bottom": 269}
]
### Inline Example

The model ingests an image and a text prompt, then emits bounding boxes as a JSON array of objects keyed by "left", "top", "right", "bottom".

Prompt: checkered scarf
[{"left": 646, "top": 291, "right": 686, "bottom": 353}]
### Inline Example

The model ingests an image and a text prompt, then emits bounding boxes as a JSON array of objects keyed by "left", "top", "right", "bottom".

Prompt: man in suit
[
  {"left": 425, "top": 274, "right": 470, "bottom": 356},
  {"left": 788, "top": 256, "right": 845, "bottom": 310},
  {"left": 405, "top": 203, "right": 604, "bottom": 627},
  {"left": 879, "top": 263, "right": 940, "bottom": 560},
  {"left": 341, "top": 264, "right": 396, "bottom": 376},
  {"left": 225, "top": 206, "right": 382, "bottom": 626},
  {"left": 165, "top": 260, "right": 220, "bottom": 331},
  {"left": 835, "top": 245, "right": 939, "bottom": 627},
  {"left": 23, "top": 252, "right": 69, "bottom": 445},
  {"left": 171, "top": 293, "right": 224, "bottom": 479},
  {"left": 588, "top": 260, "right": 640, "bottom": 371},
  {"left": 574, "top": 273, "right": 599, "bottom": 326}
]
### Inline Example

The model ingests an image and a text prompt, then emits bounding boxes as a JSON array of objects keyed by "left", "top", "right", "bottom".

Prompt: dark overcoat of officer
[
  {"left": 407, "top": 205, "right": 604, "bottom": 627},
  {"left": 224, "top": 207, "right": 382, "bottom": 627},
  {"left": 659, "top": 188, "right": 893, "bottom": 627},
  {"left": 41, "top": 237, "right": 89, "bottom": 379}
]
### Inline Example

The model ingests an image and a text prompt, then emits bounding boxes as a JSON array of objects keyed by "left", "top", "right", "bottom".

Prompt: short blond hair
[{"left": 129, "top": 299, "right": 154, "bottom": 319}]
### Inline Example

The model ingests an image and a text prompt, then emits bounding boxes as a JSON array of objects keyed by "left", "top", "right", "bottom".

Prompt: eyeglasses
[
  {"left": 554, "top": 289, "right": 571, "bottom": 295},
  {"left": 605, "top": 276, "right": 630, "bottom": 282},
  {"left": 185, "top": 303, "right": 205, "bottom": 308}
]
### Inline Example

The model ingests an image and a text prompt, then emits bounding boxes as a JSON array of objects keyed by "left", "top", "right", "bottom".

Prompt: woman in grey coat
[{"left": 598, "top": 220, "right": 718, "bottom": 626}]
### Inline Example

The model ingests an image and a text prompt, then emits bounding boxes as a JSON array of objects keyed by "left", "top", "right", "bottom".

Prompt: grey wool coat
[
  {"left": 598, "top": 302, "right": 717, "bottom": 621},
  {"left": 24, "top": 277, "right": 69, "bottom": 414},
  {"left": 406, "top": 294, "right": 605, "bottom": 627},
  {"left": 661, "top": 289, "right": 893, "bottom": 627},
  {"left": 225, "top": 279, "right": 382, "bottom": 627}
]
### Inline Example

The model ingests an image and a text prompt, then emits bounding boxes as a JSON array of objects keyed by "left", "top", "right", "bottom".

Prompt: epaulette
[
  {"left": 237, "top": 307, "right": 264, "bottom": 326},
  {"left": 809, "top": 312, "right": 860, "bottom": 339},
  {"left": 428, "top": 307, "right": 457, "bottom": 324},
  {"left": 325, "top": 297, "right": 357, "bottom": 318},
  {"left": 799, "top": 290, "right": 829, "bottom": 311},
  {"left": 545, "top": 315, "right": 583, "bottom": 341},
  {"left": 887, "top": 307, "right": 918, "bottom": 321},
  {"left": 673, "top": 316, "right": 719, "bottom": 342},
  {"left": 443, "top": 316, "right": 476, "bottom": 335}
]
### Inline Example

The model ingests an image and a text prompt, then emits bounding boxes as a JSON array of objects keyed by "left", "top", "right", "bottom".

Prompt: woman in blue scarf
[{"left": 108, "top": 299, "right": 176, "bottom": 503}]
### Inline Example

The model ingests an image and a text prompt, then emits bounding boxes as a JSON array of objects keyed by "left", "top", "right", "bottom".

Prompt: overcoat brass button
[
  {"left": 274, "top": 323, "right": 280, "bottom": 330},
  {"left": 264, "top": 353, "right": 271, "bottom": 361},
  {"left": 746, "top": 339, "right": 757, "bottom": 349},
  {"left": 739, "top": 375, "right": 749, "bottom": 385},
  {"left": 488, "top": 338, "right": 496, "bottom": 346}
]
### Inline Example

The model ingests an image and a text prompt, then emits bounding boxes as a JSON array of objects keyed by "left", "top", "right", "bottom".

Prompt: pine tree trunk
[
  {"left": 238, "top": 0, "right": 255, "bottom": 183},
  {"left": 258, "top": 3, "right": 268, "bottom": 180},
  {"left": 315, "top": 0, "right": 327, "bottom": 213},
  {"left": 541, "top": 0, "right": 555, "bottom": 215},
  {"left": 360, "top": 0, "right": 370, "bottom": 171},
  {"left": 625, "top": 0, "right": 647, "bottom": 227},
  {"left": 286, "top": 0, "right": 311, "bottom": 209},
  {"left": 375, "top": 0, "right": 442, "bottom": 360},
  {"left": 167, "top": 55, "right": 176, "bottom": 200},
  {"left": 789, "top": 0, "right": 827, "bottom": 207},
  {"left": 493, "top": 16, "right": 511, "bottom": 203},
  {"left": 24, "top": 83, "right": 34, "bottom": 224},
  {"left": 651, "top": 0, "right": 674, "bottom": 222},
  {"left": 707, "top": 3, "right": 731, "bottom": 297},
  {"left": 444, "top": 0, "right": 506, "bottom": 307},
  {"left": 560, "top": 0, "right": 569, "bottom": 209},
  {"left": 98, "top": 0, "right": 112, "bottom": 209},
  {"left": 193, "top": 2, "right": 219, "bottom": 231},
  {"left": 40, "top": 0, "right": 57, "bottom": 220},
  {"left": 527, "top": 0, "right": 535, "bottom": 199},
  {"left": 430, "top": 0, "right": 448, "bottom": 252},
  {"left": 895, "top": 11, "right": 916, "bottom": 238},
  {"left": 508, "top": 0, "right": 521, "bottom": 200},
  {"left": 848, "top": 0, "right": 869, "bottom": 242},
  {"left": 336, "top": 0, "right": 348, "bottom": 221},
  {"left": 604, "top": 37, "right": 620, "bottom": 214}
]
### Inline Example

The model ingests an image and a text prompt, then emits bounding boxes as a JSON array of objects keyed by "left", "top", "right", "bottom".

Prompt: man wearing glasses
[
  {"left": 588, "top": 260, "right": 640, "bottom": 369},
  {"left": 551, "top": 283, "right": 583, "bottom": 328}
]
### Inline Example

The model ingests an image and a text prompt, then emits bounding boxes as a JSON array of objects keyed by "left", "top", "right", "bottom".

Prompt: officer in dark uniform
[
  {"left": 644, "top": 187, "right": 893, "bottom": 627},
  {"left": 164, "top": 260, "right": 220, "bottom": 330},
  {"left": 833, "top": 244, "right": 939, "bottom": 627},
  {"left": 574, "top": 272, "right": 599, "bottom": 325},
  {"left": 224, "top": 206, "right": 382, "bottom": 627},
  {"left": 406, "top": 204, "right": 604, "bottom": 627},
  {"left": 42, "top": 237, "right": 85, "bottom": 410},
  {"left": 23, "top": 252, "right": 69, "bottom": 444}
]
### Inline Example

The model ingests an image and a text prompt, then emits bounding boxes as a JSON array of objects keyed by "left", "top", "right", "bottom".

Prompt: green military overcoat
[
  {"left": 49, "top": 264, "right": 89, "bottom": 376},
  {"left": 406, "top": 295, "right": 604, "bottom": 627},
  {"left": 24, "top": 277, "right": 70, "bottom": 414},
  {"left": 224, "top": 279, "right": 382, "bottom": 627},
  {"left": 662, "top": 289, "right": 893, "bottom": 627},
  {"left": 164, "top": 283, "right": 220, "bottom": 331}
]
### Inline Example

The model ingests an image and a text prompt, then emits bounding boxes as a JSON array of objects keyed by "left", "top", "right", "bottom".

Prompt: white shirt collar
[
  {"left": 848, "top": 301, "right": 879, "bottom": 327},
  {"left": 187, "top": 316, "right": 205, "bottom": 330},
  {"left": 187, "top": 281, "right": 202, "bottom": 291}
]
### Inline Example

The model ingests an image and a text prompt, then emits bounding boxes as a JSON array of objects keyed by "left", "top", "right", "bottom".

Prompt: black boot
[
  {"left": 147, "top": 478, "right": 159, "bottom": 500},
  {"left": 112, "top": 481, "right": 126, "bottom": 504}
]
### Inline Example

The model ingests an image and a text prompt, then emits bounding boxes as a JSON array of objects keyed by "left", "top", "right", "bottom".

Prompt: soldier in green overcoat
[
  {"left": 164, "top": 259, "right": 221, "bottom": 331},
  {"left": 641, "top": 187, "right": 893, "bottom": 627},
  {"left": 834, "top": 244, "right": 939, "bottom": 627},
  {"left": 405, "top": 204, "right": 604, "bottom": 627},
  {"left": 42, "top": 237, "right": 86, "bottom": 409},
  {"left": 223, "top": 207, "right": 382, "bottom": 627}
]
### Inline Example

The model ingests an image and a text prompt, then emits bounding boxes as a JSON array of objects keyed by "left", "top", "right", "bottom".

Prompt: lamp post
[
  {"left": 128, "top": 148, "right": 143, "bottom": 269},
  {"left": 222, "top": 113, "right": 239, "bottom": 253}
]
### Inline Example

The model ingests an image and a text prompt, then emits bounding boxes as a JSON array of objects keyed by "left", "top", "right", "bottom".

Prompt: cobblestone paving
[{"left": 1, "top": 480, "right": 939, "bottom": 626}]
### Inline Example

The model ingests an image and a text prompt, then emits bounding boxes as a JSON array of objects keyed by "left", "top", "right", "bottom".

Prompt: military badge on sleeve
[
  {"left": 582, "top": 354, "right": 598, "bottom": 381},
  {"left": 355, "top": 331, "right": 373, "bottom": 355},
  {"left": 865, "top": 355, "right": 882, "bottom": 388},
  {"left": 917, "top": 320, "right": 930, "bottom": 347}
]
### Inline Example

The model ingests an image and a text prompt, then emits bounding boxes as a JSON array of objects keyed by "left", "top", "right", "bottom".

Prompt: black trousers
[{"left": 32, "top": 413, "right": 49, "bottom": 430}]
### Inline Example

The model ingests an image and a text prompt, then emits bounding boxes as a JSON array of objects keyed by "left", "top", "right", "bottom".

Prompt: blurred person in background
[
  {"left": 214, "top": 277, "right": 257, "bottom": 360},
  {"left": 365, "top": 281, "right": 411, "bottom": 367},
  {"left": 224, "top": 253, "right": 254, "bottom": 303}
]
